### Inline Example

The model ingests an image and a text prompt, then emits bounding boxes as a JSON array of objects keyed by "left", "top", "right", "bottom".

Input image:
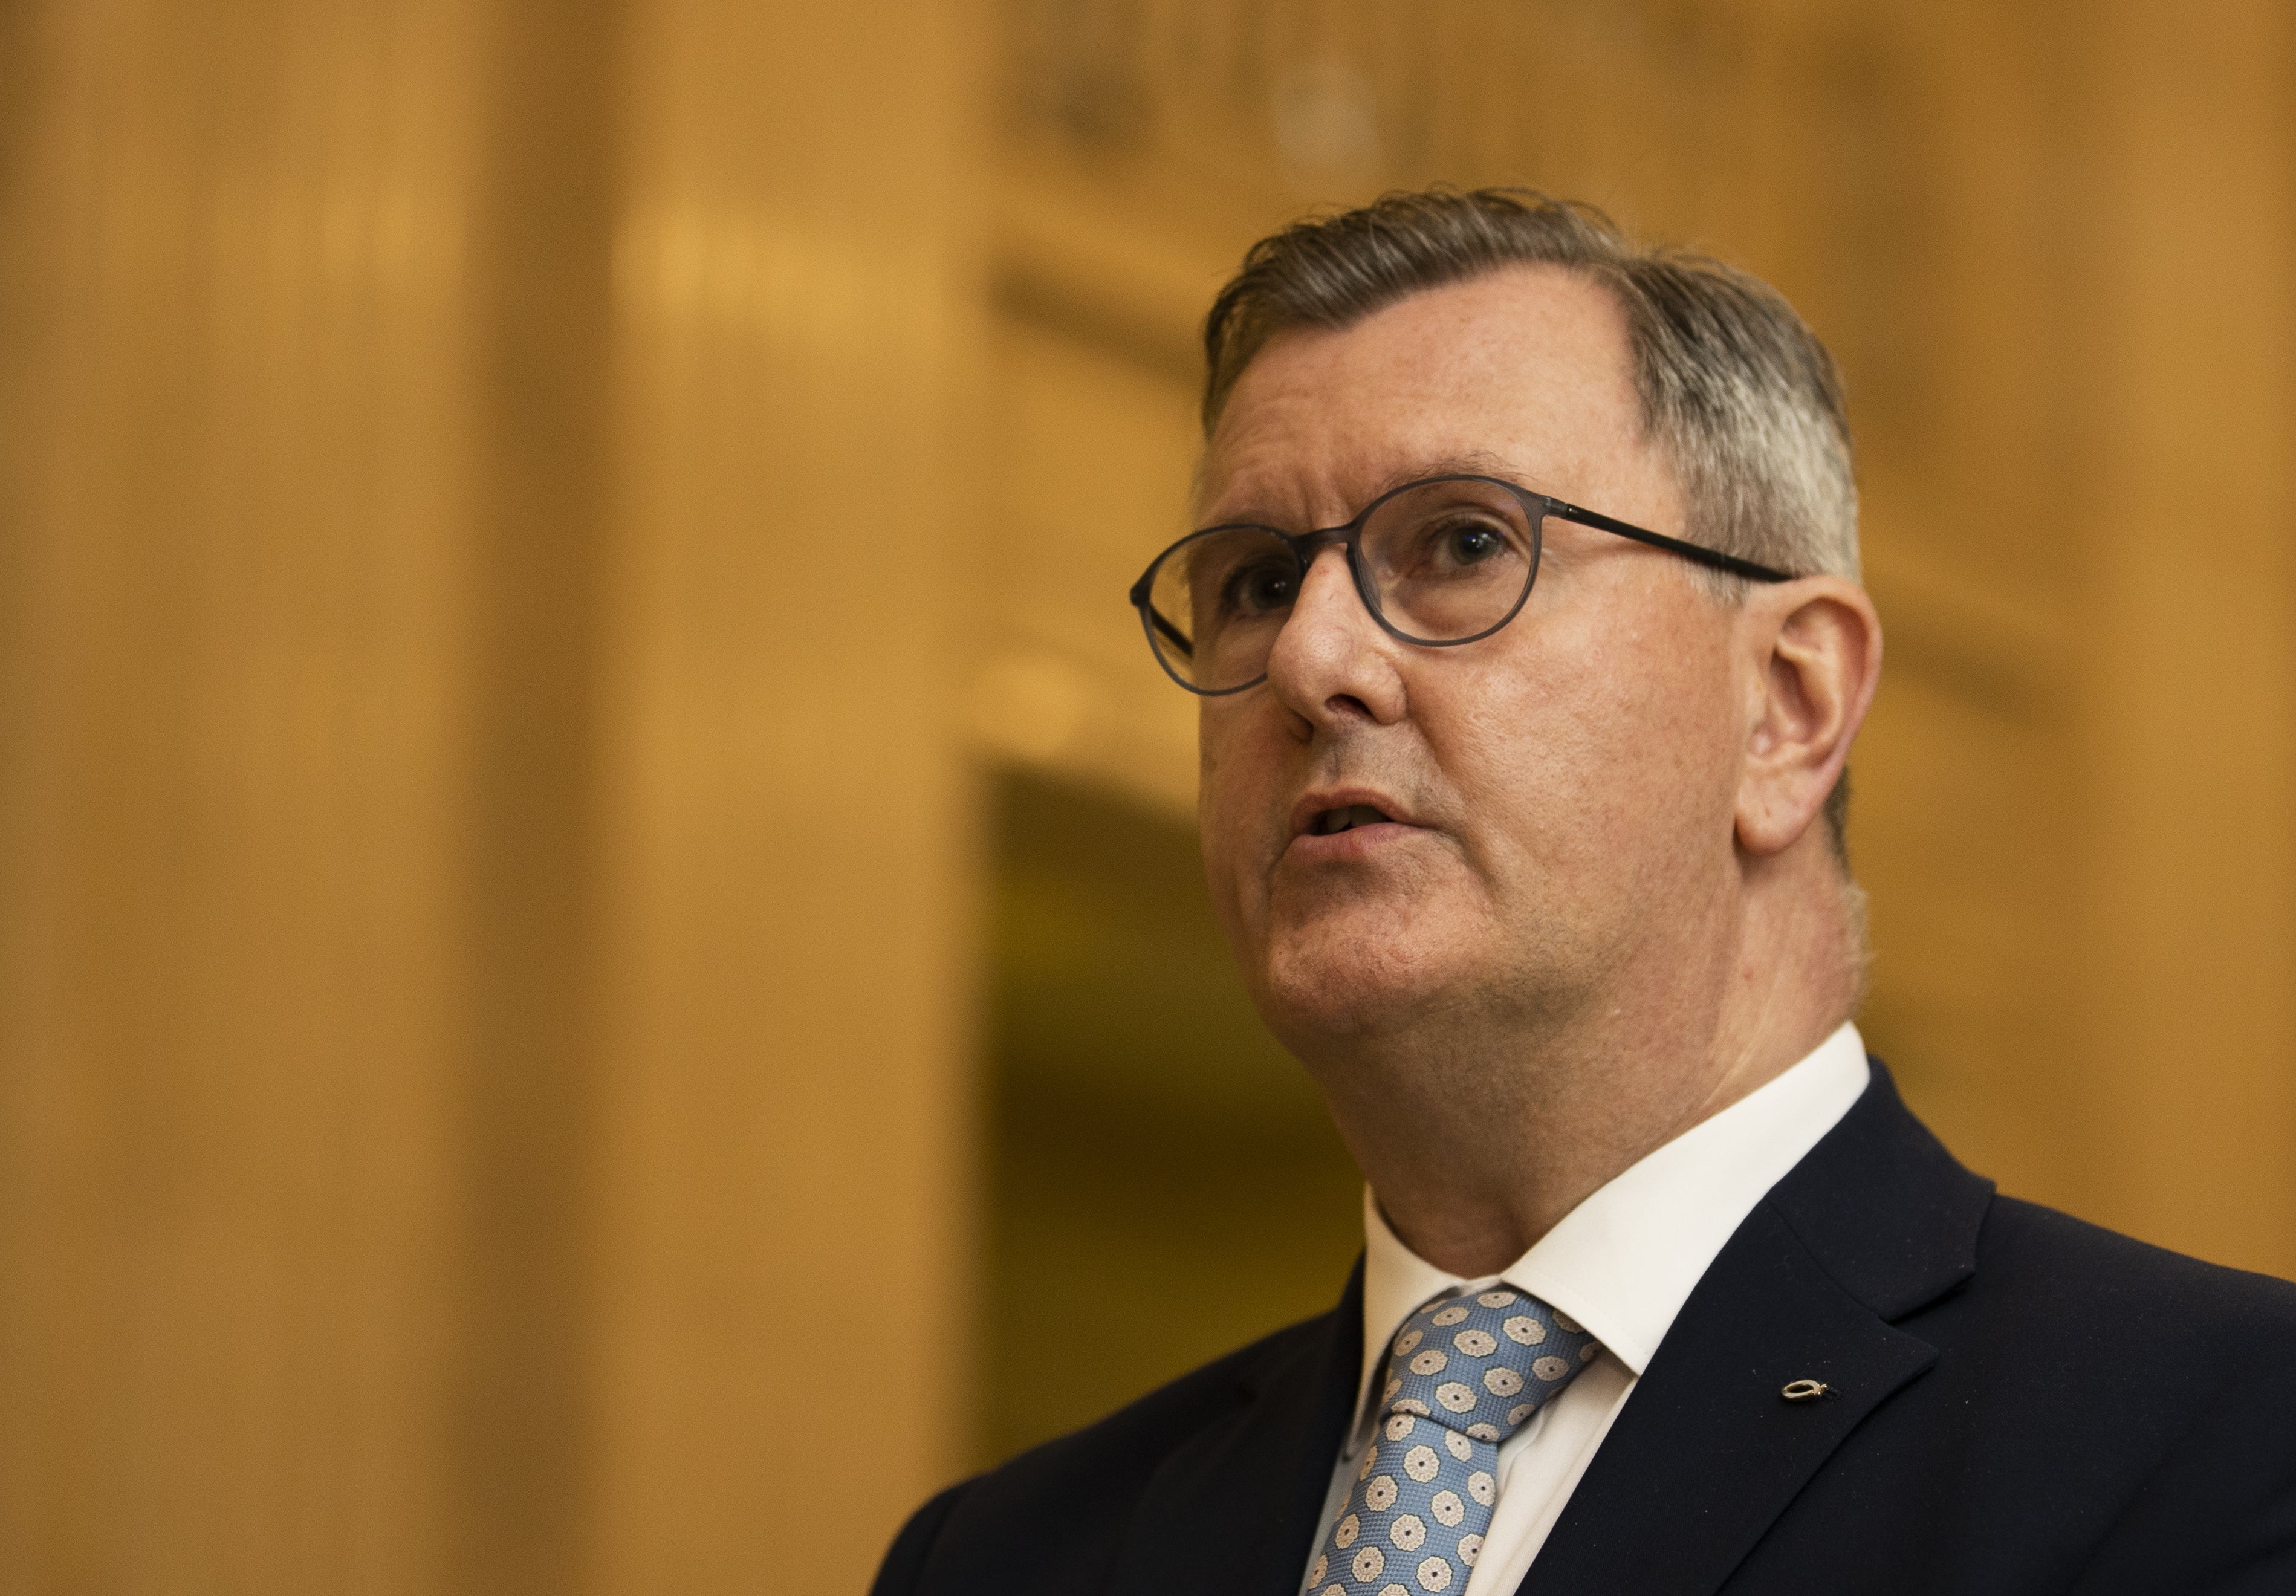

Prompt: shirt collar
[{"left": 1357, "top": 1022, "right": 1872, "bottom": 1408}]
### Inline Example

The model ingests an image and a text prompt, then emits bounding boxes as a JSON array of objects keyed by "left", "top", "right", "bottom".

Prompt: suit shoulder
[
  {"left": 971, "top": 1306, "right": 1337, "bottom": 1504},
  {"left": 1957, "top": 1194, "right": 2296, "bottom": 1389},
  {"left": 1980, "top": 1195, "right": 2296, "bottom": 1321},
  {"left": 1944, "top": 1198, "right": 2296, "bottom": 1583},
  {"left": 873, "top": 1308, "right": 1344, "bottom": 1593}
]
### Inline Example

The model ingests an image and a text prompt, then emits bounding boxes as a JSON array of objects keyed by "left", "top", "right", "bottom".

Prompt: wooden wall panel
[
  {"left": 0, "top": 2, "right": 990, "bottom": 1589},
  {"left": 593, "top": 3, "right": 985, "bottom": 1590},
  {"left": 453, "top": 2, "right": 623, "bottom": 1591},
  {"left": 2065, "top": 0, "right": 2296, "bottom": 1274},
  {"left": 0, "top": 2, "right": 482, "bottom": 1588},
  {"left": 972, "top": 311, "right": 1202, "bottom": 815}
]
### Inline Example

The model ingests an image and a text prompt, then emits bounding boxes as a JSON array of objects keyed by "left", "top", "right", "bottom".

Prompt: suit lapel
[
  {"left": 1514, "top": 1202, "right": 1937, "bottom": 1595},
  {"left": 1106, "top": 1259, "right": 1365, "bottom": 1596},
  {"left": 1516, "top": 1064, "right": 1993, "bottom": 1596}
]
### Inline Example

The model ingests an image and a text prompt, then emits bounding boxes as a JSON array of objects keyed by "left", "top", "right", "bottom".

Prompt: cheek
[
  {"left": 1583, "top": 637, "right": 1744, "bottom": 862},
  {"left": 1446, "top": 608, "right": 1736, "bottom": 876},
  {"left": 1195, "top": 709, "right": 1274, "bottom": 930},
  {"left": 1195, "top": 809, "right": 1250, "bottom": 936}
]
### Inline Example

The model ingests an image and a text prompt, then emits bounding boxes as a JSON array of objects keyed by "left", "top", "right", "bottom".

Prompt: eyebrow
[
  {"left": 1198, "top": 449, "right": 1546, "bottom": 531},
  {"left": 1363, "top": 451, "right": 1526, "bottom": 499}
]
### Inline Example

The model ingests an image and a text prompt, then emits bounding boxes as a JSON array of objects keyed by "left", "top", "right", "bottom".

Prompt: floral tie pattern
[{"left": 1305, "top": 1287, "right": 1600, "bottom": 1595}]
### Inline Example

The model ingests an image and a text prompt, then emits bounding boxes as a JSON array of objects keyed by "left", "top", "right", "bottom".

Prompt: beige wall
[
  {"left": 0, "top": 4, "right": 483, "bottom": 1586},
  {"left": 593, "top": 3, "right": 983, "bottom": 1591},
  {"left": 2061, "top": 0, "right": 2296, "bottom": 1272},
  {"left": 0, "top": 2, "right": 2291, "bottom": 1592},
  {"left": 0, "top": 1, "right": 979, "bottom": 1591}
]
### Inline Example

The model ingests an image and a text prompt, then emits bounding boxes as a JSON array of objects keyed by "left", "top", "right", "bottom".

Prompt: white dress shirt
[{"left": 1303, "top": 1023, "right": 1872, "bottom": 1596}]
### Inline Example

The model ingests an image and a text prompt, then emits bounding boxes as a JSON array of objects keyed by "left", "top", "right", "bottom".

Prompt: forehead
[{"left": 1198, "top": 265, "right": 1651, "bottom": 522}]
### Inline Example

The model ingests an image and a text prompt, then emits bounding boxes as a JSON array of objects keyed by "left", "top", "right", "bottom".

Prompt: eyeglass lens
[{"left": 1141, "top": 478, "right": 1543, "bottom": 692}]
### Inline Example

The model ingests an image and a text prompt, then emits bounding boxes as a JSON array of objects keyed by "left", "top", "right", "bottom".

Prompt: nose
[{"left": 1262, "top": 543, "right": 1407, "bottom": 727}]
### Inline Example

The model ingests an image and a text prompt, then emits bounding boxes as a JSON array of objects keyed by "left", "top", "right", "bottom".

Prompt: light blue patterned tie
[{"left": 1306, "top": 1286, "right": 1600, "bottom": 1595}]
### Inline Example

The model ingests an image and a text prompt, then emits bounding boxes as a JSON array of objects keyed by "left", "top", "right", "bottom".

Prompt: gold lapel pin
[{"left": 1780, "top": 1379, "right": 1832, "bottom": 1403}]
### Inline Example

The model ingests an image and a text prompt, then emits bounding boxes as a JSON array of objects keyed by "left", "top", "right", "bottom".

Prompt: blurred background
[{"left": 4, "top": 0, "right": 2294, "bottom": 1591}]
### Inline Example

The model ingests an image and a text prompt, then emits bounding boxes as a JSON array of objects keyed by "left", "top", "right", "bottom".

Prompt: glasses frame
[{"left": 1127, "top": 472, "right": 1797, "bottom": 696}]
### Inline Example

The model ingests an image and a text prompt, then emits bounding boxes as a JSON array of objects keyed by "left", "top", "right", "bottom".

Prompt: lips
[
  {"left": 1309, "top": 803, "right": 1393, "bottom": 836},
  {"left": 1287, "top": 788, "right": 1418, "bottom": 848}
]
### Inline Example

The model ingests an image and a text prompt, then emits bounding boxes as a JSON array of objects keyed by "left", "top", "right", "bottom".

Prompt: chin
[{"left": 1254, "top": 920, "right": 1462, "bottom": 1045}]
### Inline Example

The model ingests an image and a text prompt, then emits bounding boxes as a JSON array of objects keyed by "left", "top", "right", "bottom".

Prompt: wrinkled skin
[{"left": 1193, "top": 267, "right": 1883, "bottom": 1273}]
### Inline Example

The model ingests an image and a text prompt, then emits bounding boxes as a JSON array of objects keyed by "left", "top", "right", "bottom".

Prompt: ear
[{"left": 1735, "top": 577, "right": 1883, "bottom": 857}]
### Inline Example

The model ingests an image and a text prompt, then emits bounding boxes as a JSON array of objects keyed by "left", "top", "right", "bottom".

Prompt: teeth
[{"left": 1315, "top": 804, "right": 1392, "bottom": 835}]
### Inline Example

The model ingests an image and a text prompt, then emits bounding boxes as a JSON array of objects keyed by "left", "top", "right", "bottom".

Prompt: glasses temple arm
[
  {"left": 1546, "top": 501, "right": 1795, "bottom": 584},
  {"left": 1144, "top": 606, "right": 1195, "bottom": 659}
]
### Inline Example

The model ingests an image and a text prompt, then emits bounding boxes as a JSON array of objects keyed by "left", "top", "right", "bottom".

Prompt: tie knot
[{"left": 1377, "top": 1286, "right": 1599, "bottom": 1445}]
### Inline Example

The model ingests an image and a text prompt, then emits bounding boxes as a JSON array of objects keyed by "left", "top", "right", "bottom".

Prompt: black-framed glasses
[{"left": 1128, "top": 473, "right": 1794, "bottom": 695}]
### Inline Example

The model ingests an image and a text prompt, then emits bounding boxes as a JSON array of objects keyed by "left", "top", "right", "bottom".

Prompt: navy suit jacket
[{"left": 874, "top": 1064, "right": 2296, "bottom": 1595}]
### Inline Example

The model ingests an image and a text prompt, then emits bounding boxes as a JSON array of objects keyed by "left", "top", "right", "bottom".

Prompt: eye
[
  {"left": 1221, "top": 556, "right": 1298, "bottom": 617},
  {"left": 1438, "top": 519, "right": 1507, "bottom": 566}
]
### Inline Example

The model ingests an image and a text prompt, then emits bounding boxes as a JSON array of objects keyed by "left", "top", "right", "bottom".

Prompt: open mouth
[{"left": 1311, "top": 803, "right": 1393, "bottom": 836}]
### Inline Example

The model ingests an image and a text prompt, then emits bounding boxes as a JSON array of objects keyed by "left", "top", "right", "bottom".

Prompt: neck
[{"left": 1308, "top": 849, "right": 1860, "bottom": 1279}]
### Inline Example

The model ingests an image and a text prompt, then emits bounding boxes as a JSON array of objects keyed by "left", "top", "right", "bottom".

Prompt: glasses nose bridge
[
  {"left": 1284, "top": 517, "right": 1374, "bottom": 595},
  {"left": 1277, "top": 522, "right": 1381, "bottom": 633},
  {"left": 1283, "top": 518, "right": 1361, "bottom": 562}
]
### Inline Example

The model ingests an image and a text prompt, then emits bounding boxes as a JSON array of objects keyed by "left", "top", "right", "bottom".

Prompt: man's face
[{"left": 1195, "top": 267, "right": 1754, "bottom": 1059}]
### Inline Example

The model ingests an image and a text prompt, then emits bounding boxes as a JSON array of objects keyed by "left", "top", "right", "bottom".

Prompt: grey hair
[
  {"left": 1201, "top": 187, "right": 1858, "bottom": 582},
  {"left": 1200, "top": 187, "right": 1863, "bottom": 860}
]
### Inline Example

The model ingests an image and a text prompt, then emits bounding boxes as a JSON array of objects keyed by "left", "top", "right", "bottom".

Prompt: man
[{"left": 875, "top": 190, "right": 2296, "bottom": 1595}]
